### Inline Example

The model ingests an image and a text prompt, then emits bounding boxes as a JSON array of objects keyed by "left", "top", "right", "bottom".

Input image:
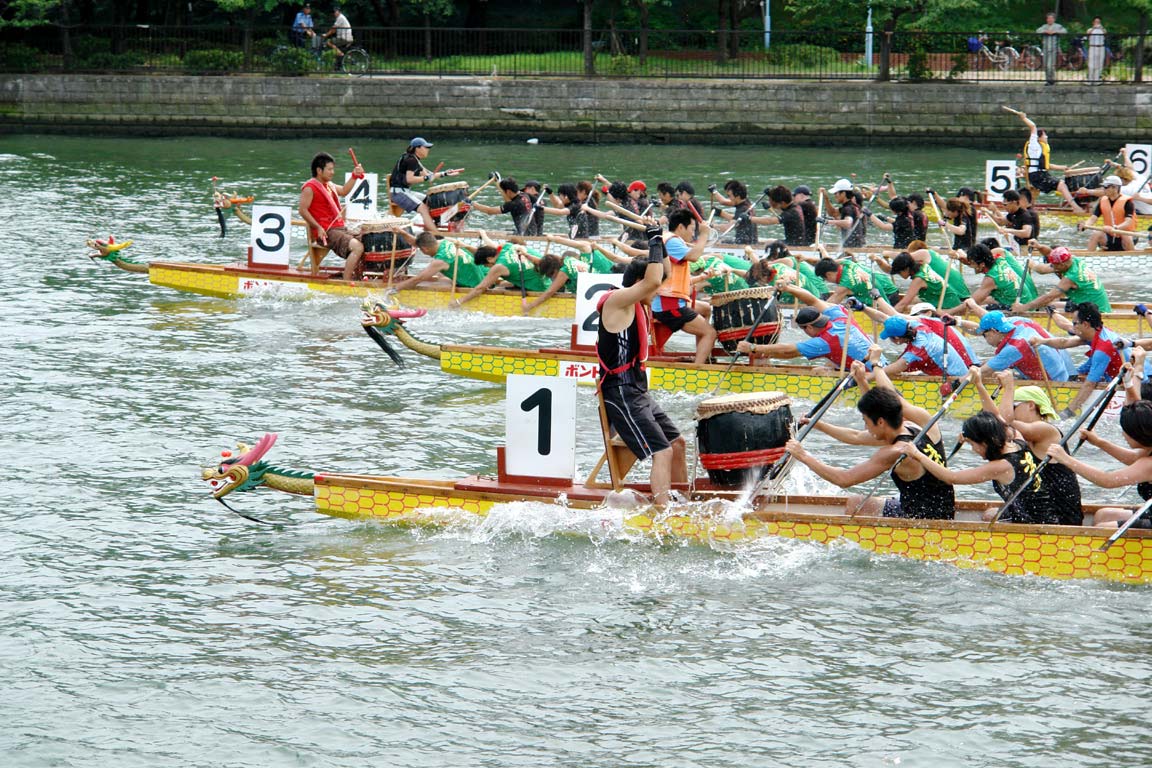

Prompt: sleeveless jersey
[
  {"left": 891, "top": 426, "right": 955, "bottom": 520},
  {"left": 992, "top": 441, "right": 1057, "bottom": 525},
  {"left": 596, "top": 291, "right": 647, "bottom": 388}
]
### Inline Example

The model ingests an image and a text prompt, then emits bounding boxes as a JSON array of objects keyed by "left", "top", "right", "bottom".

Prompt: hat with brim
[
  {"left": 796, "top": 307, "right": 829, "bottom": 328},
  {"left": 628, "top": 180, "right": 646, "bottom": 192},
  {"left": 908, "top": 302, "right": 935, "bottom": 316},
  {"left": 409, "top": 137, "right": 433, "bottom": 148},
  {"left": 977, "top": 310, "right": 1014, "bottom": 334},
  {"left": 829, "top": 179, "right": 853, "bottom": 194},
  {"left": 879, "top": 316, "right": 912, "bottom": 340},
  {"left": 792, "top": 185, "right": 812, "bottom": 196},
  {"left": 1104, "top": 175, "right": 1123, "bottom": 188},
  {"left": 1013, "top": 386, "right": 1058, "bottom": 420}
]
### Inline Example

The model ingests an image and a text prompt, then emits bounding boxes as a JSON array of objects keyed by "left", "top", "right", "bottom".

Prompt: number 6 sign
[
  {"left": 1125, "top": 144, "right": 1152, "bottom": 179},
  {"left": 505, "top": 374, "right": 577, "bottom": 479},
  {"left": 985, "top": 159, "right": 1016, "bottom": 202},
  {"left": 249, "top": 204, "right": 292, "bottom": 267}
]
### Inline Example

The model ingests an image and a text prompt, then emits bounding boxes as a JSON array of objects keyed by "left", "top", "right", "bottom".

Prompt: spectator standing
[
  {"left": 1036, "top": 13, "right": 1067, "bottom": 86},
  {"left": 1087, "top": 17, "right": 1107, "bottom": 85},
  {"left": 291, "top": 4, "right": 314, "bottom": 47}
]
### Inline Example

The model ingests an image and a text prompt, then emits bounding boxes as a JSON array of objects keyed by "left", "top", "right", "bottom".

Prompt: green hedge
[
  {"left": 0, "top": 43, "right": 44, "bottom": 72},
  {"left": 182, "top": 49, "right": 244, "bottom": 74}
]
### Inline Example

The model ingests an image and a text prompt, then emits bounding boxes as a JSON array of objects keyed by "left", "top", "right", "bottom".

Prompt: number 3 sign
[
  {"left": 249, "top": 204, "right": 292, "bottom": 267},
  {"left": 505, "top": 374, "right": 577, "bottom": 479}
]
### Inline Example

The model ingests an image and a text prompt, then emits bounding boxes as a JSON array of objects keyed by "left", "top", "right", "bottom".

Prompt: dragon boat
[
  {"left": 85, "top": 239, "right": 578, "bottom": 319},
  {"left": 360, "top": 305, "right": 1120, "bottom": 419},
  {"left": 201, "top": 432, "right": 1152, "bottom": 585}
]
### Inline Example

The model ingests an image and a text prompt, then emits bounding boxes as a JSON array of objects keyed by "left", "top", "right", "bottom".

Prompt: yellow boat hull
[
  {"left": 145, "top": 261, "right": 576, "bottom": 318},
  {"left": 312, "top": 475, "right": 1152, "bottom": 584}
]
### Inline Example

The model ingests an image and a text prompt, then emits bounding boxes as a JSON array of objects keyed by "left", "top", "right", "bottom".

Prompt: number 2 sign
[
  {"left": 505, "top": 374, "right": 577, "bottom": 479},
  {"left": 985, "top": 160, "right": 1016, "bottom": 202},
  {"left": 574, "top": 272, "right": 624, "bottom": 346}
]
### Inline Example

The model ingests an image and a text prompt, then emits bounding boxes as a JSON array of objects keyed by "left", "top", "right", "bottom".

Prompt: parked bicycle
[{"left": 969, "top": 32, "right": 1041, "bottom": 71}]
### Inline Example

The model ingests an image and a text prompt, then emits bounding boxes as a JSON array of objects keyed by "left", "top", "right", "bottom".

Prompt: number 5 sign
[
  {"left": 249, "top": 204, "right": 292, "bottom": 267},
  {"left": 505, "top": 374, "right": 577, "bottom": 479},
  {"left": 985, "top": 159, "right": 1016, "bottom": 202}
]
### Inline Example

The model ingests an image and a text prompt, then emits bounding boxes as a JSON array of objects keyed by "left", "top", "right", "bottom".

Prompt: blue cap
[
  {"left": 409, "top": 137, "right": 433, "bottom": 148},
  {"left": 879, "top": 316, "right": 912, "bottom": 341},
  {"left": 977, "top": 311, "right": 1014, "bottom": 335}
]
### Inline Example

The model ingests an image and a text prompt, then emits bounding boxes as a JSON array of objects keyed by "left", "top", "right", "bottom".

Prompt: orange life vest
[{"left": 1100, "top": 194, "right": 1137, "bottom": 231}]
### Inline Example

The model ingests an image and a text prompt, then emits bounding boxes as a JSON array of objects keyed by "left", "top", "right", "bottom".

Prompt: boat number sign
[
  {"left": 985, "top": 160, "right": 1016, "bottom": 203},
  {"left": 574, "top": 272, "right": 624, "bottom": 346},
  {"left": 344, "top": 173, "right": 379, "bottom": 219},
  {"left": 505, "top": 374, "right": 577, "bottom": 479},
  {"left": 1125, "top": 144, "right": 1152, "bottom": 179},
  {"left": 250, "top": 204, "right": 292, "bottom": 267}
]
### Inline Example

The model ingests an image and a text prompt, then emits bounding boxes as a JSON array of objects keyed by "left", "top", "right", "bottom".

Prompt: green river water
[{"left": 1, "top": 134, "right": 1149, "bottom": 767}]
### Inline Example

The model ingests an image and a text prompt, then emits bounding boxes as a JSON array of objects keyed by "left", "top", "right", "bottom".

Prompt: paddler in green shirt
[
  {"left": 1013, "top": 243, "right": 1112, "bottom": 313},
  {"left": 966, "top": 242, "right": 1038, "bottom": 307},
  {"left": 888, "top": 250, "right": 968, "bottom": 314},
  {"left": 391, "top": 230, "right": 490, "bottom": 292},
  {"left": 761, "top": 240, "right": 827, "bottom": 303},
  {"left": 905, "top": 239, "right": 970, "bottom": 304},
  {"left": 545, "top": 233, "right": 630, "bottom": 273},
  {"left": 450, "top": 231, "right": 548, "bottom": 308},
  {"left": 814, "top": 256, "right": 898, "bottom": 310},
  {"left": 690, "top": 252, "right": 750, "bottom": 294}
]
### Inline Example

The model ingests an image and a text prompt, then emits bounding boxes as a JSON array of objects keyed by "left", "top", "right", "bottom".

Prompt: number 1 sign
[{"left": 505, "top": 374, "right": 577, "bottom": 479}]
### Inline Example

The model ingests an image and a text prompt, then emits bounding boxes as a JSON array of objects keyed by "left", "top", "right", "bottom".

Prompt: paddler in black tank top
[
  {"left": 785, "top": 356, "right": 956, "bottom": 519},
  {"left": 597, "top": 223, "right": 687, "bottom": 505}
]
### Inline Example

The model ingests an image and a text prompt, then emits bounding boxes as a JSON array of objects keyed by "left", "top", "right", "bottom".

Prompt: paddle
[
  {"left": 927, "top": 191, "right": 949, "bottom": 248},
  {"left": 1100, "top": 496, "right": 1152, "bottom": 551},
  {"left": 211, "top": 176, "right": 226, "bottom": 238},
  {"left": 850, "top": 373, "right": 973, "bottom": 517},
  {"left": 986, "top": 369, "right": 1126, "bottom": 525},
  {"left": 712, "top": 187, "right": 771, "bottom": 245},
  {"left": 838, "top": 302, "right": 853, "bottom": 376},
  {"left": 753, "top": 372, "right": 856, "bottom": 500},
  {"left": 936, "top": 253, "right": 954, "bottom": 313},
  {"left": 467, "top": 171, "right": 501, "bottom": 201},
  {"left": 706, "top": 288, "right": 781, "bottom": 398},
  {"left": 939, "top": 317, "right": 952, "bottom": 402}
]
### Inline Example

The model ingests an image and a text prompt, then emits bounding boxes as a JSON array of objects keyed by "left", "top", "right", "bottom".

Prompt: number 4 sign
[
  {"left": 505, "top": 374, "right": 577, "bottom": 479},
  {"left": 985, "top": 159, "right": 1016, "bottom": 202},
  {"left": 344, "top": 173, "right": 378, "bottom": 219}
]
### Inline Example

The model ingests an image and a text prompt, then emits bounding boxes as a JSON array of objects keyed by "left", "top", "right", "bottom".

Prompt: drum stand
[{"left": 584, "top": 392, "right": 638, "bottom": 490}]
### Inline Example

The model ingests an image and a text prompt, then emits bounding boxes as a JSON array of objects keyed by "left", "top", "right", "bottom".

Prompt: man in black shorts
[
  {"left": 651, "top": 209, "right": 716, "bottom": 364},
  {"left": 1005, "top": 106, "right": 1085, "bottom": 213},
  {"left": 597, "top": 226, "right": 687, "bottom": 505}
]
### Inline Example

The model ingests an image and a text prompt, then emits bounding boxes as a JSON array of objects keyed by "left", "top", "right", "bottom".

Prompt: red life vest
[
  {"left": 813, "top": 310, "right": 868, "bottom": 365},
  {"left": 302, "top": 177, "right": 343, "bottom": 240},
  {"left": 918, "top": 317, "right": 974, "bottom": 366},
  {"left": 595, "top": 290, "right": 649, "bottom": 383},
  {"left": 1087, "top": 330, "right": 1125, "bottom": 378},
  {"left": 994, "top": 329, "right": 1046, "bottom": 381}
]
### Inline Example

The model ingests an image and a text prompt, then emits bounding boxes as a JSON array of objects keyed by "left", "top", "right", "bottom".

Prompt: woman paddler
[{"left": 597, "top": 222, "right": 687, "bottom": 506}]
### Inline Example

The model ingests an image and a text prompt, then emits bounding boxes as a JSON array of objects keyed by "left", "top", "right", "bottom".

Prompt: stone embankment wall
[{"left": 2, "top": 74, "right": 1149, "bottom": 147}]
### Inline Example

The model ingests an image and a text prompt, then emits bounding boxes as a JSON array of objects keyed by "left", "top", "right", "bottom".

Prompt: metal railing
[{"left": 1, "top": 25, "right": 1144, "bottom": 83}]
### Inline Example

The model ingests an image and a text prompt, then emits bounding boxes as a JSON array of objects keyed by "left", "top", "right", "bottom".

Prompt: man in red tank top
[{"left": 298, "top": 151, "right": 365, "bottom": 281}]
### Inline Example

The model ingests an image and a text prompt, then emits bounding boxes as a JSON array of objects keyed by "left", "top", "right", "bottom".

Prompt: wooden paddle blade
[
  {"left": 216, "top": 208, "right": 226, "bottom": 238},
  {"left": 364, "top": 325, "right": 406, "bottom": 368}
]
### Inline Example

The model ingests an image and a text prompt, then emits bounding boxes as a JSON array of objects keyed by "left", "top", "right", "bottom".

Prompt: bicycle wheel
[
  {"left": 1066, "top": 49, "right": 1085, "bottom": 71},
  {"left": 1018, "top": 46, "right": 1043, "bottom": 71},
  {"left": 997, "top": 47, "right": 1018, "bottom": 71},
  {"left": 343, "top": 47, "right": 370, "bottom": 75}
]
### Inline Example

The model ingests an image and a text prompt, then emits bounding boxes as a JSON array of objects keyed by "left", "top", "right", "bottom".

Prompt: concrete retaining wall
[{"left": 2, "top": 74, "right": 1150, "bottom": 147}]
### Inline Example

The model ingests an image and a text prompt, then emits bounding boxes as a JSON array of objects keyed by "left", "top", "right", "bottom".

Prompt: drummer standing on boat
[
  {"left": 653, "top": 209, "right": 718, "bottom": 365},
  {"left": 298, "top": 151, "right": 366, "bottom": 281},
  {"left": 597, "top": 225, "right": 688, "bottom": 506},
  {"left": 388, "top": 137, "right": 461, "bottom": 234}
]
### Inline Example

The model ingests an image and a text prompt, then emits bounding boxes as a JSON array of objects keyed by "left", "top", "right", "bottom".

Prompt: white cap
[
  {"left": 1104, "top": 175, "right": 1123, "bottom": 187},
  {"left": 908, "top": 301, "right": 936, "bottom": 316},
  {"left": 829, "top": 178, "right": 854, "bottom": 194}
]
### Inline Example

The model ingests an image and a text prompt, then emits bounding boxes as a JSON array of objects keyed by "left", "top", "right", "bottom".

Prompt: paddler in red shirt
[{"left": 298, "top": 151, "right": 365, "bottom": 281}]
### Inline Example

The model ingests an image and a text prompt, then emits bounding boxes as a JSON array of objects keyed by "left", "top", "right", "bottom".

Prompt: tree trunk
[
  {"left": 638, "top": 0, "right": 648, "bottom": 65},
  {"left": 242, "top": 5, "right": 255, "bottom": 70},
  {"left": 717, "top": 0, "right": 729, "bottom": 64},
  {"left": 424, "top": 12, "right": 432, "bottom": 63},
  {"left": 583, "top": 0, "right": 594, "bottom": 76},
  {"left": 728, "top": 0, "right": 740, "bottom": 59},
  {"left": 1137, "top": 12, "right": 1148, "bottom": 84},
  {"left": 878, "top": 22, "right": 894, "bottom": 82},
  {"left": 60, "top": 0, "right": 74, "bottom": 68}
]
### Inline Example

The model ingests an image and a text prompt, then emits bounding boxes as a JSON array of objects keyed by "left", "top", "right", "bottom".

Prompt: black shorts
[
  {"left": 601, "top": 382, "right": 681, "bottom": 461},
  {"left": 652, "top": 305, "right": 699, "bottom": 333},
  {"left": 1105, "top": 234, "right": 1129, "bottom": 251},
  {"left": 1028, "top": 171, "right": 1060, "bottom": 194}
]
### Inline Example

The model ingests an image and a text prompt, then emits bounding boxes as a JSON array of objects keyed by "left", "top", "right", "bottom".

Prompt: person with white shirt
[{"left": 323, "top": 5, "right": 353, "bottom": 71}]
